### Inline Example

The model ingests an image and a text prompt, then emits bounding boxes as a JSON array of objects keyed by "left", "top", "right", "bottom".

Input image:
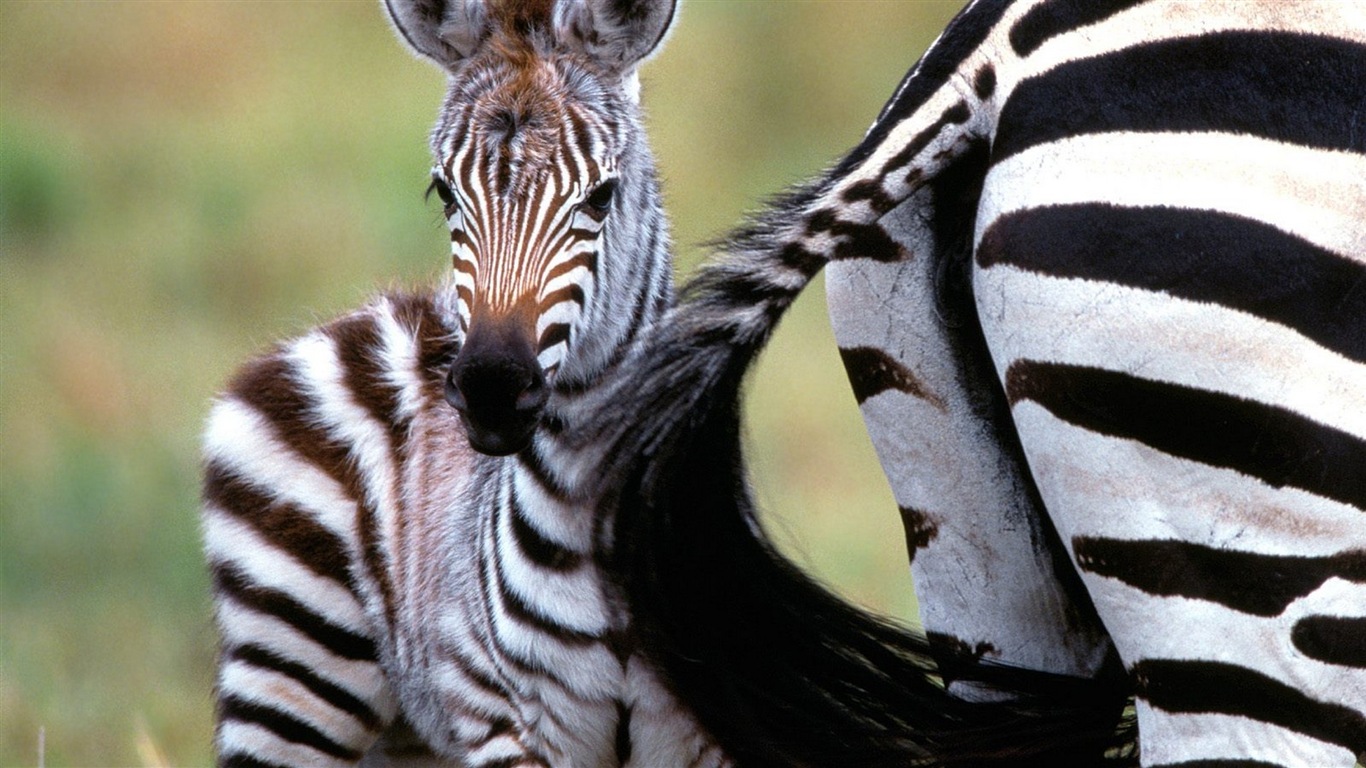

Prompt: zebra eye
[
  {"left": 426, "top": 176, "right": 458, "bottom": 213},
  {"left": 580, "top": 180, "right": 617, "bottom": 220}
]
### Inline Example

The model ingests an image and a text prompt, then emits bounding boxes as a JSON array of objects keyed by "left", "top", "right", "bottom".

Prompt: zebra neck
[{"left": 501, "top": 347, "right": 652, "bottom": 559}]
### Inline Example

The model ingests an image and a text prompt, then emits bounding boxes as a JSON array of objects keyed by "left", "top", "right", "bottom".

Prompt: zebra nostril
[
  {"left": 444, "top": 366, "right": 468, "bottom": 413},
  {"left": 515, "top": 373, "right": 548, "bottom": 413}
]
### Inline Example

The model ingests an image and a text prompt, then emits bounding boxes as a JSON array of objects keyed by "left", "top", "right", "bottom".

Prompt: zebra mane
[{"left": 588, "top": 175, "right": 1138, "bottom": 765}]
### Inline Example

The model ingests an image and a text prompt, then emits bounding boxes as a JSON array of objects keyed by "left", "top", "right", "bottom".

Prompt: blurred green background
[{"left": 0, "top": 1, "right": 962, "bottom": 764}]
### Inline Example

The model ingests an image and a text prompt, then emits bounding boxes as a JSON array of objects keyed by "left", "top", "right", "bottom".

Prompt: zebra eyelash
[
  {"left": 578, "top": 179, "right": 618, "bottom": 222},
  {"left": 426, "top": 176, "right": 459, "bottom": 217}
]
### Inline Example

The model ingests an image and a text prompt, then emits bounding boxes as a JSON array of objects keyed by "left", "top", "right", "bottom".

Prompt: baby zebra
[{"left": 202, "top": 0, "right": 1132, "bottom": 766}]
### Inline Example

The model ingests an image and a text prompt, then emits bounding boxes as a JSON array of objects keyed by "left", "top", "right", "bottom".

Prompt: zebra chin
[
  {"left": 444, "top": 366, "right": 547, "bottom": 456},
  {"left": 456, "top": 414, "right": 541, "bottom": 457}
]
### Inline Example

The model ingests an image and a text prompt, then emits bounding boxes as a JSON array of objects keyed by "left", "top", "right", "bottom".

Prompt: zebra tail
[{"left": 598, "top": 180, "right": 1137, "bottom": 766}]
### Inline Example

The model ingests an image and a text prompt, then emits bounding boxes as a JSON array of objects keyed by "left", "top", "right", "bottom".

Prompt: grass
[{"left": 0, "top": 2, "right": 963, "bottom": 763}]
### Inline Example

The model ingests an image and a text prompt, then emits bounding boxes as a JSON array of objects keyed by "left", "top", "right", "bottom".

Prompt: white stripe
[
  {"left": 495, "top": 506, "right": 610, "bottom": 635},
  {"left": 219, "top": 659, "right": 372, "bottom": 748},
  {"left": 465, "top": 736, "right": 533, "bottom": 766},
  {"left": 429, "top": 654, "right": 518, "bottom": 724},
  {"left": 510, "top": 471, "right": 596, "bottom": 550},
  {"left": 287, "top": 330, "right": 400, "bottom": 564},
  {"left": 375, "top": 299, "right": 427, "bottom": 424},
  {"left": 1136, "top": 710, "right": 1358, "bottom": 768},
  {"left": 975, "top": 265, "right": 1366, "bottom": 441},
  {"left": 978, "top": 132, "right": 1366, "bottom": 263},
  {"left": 479, "top": 548, "right": 620, "bottom": 701},
  {"left": 1016, "top": 0, "right": 1366, "bottom": 94},
  {"left": 216, "top": 720, "right": 353, "bottom": 768},
  {"left": 1010, "top": 403, "right": 1366, "bottom": 556},
  {"left": 203, "top": 398, "right": 359, "bottom": 543},
  {"left": 216, "top": 594, "right": 389, "bottom": 703},
  {"left": 204, "top": 509, "right": 370, "bottom": 634}
]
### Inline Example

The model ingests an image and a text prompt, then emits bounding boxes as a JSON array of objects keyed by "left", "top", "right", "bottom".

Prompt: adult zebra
[
  {"left": 592, "top": 1, "right": 1365, "bottom": 766},
  {"left": 201, "top": 0, "right": 1133, "bottom": 765}
]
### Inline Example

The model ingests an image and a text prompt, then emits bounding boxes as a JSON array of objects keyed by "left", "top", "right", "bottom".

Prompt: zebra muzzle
[{"left": 444, "top": 321, "right": 549, "bottom": 456}]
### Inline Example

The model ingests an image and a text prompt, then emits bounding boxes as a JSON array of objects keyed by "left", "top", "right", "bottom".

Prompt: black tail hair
[{"left": 593, "top": 180, "right": 1138, "bottom": 766}]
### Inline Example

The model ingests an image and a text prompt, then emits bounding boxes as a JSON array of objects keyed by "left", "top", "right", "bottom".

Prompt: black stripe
[
  {"left": 384, "top": 290, "right": 458, "bottom": 386},
  {"left": 480, "top": 757, "right": 548, "bottom": 768},
  {"left": 899, "top": 506, "right": 939, "bottom": 563},
  {"left": 1006, "top": 361, "right": 1366, "bottom": 510},
  {"left": 1149, "top": 761, "right": 1287, "bottom": 768},
  {"left": 517, "top": 441, "right": 574, "bottom": 500},
  {"left": 219, "top": 695, "right": 362, "bottom": 760},
  {"left": 212, "top": 563, "right": 378, "bottom": 662},
  {"left": 471, "top": 544, "right": 581, "bottom": 694},
  {"left": 203, "top": 461, "right": 358, "bottom": 595},
  {"left": 838, "top": 346, "right": 944, "bottom": 407},
  {"left": 220, "top": 754, "right": 289, "bottom": 768},
  {"left": 537, "top": 284, "right": 585, "bottom": 315},
  {"left": 1073, "top": 537, "right": 1366, "bottom": 617},
  {"left": 1292, "top": 615, "right": 1366, "bottom": 669},
  {"left": 446, "top": 643, "right": 518, "bottom": 706},
  {"left": 228, "top": 352, "right": 400, "bottom": 641},
  {"left": 508, "top": 485, "right": 584, "bottom": 572},
  {"left": 925, "top": 631, "right": 999, "bottom": 688},
  {"left": 489, "top": 535, "right": 600, "bottom": 647},
  {"left": 1147, "top": 754, "right": 1284, "bottom": 759},
  {"left": 972, "top": 64, "right": 995, "bottom": 99},
  {"left": 842, "top": 0, "right": 1012, "bottom": 177},
  {"left": 228, "top": 643, "right": 383, "bottom": 730},
  {"left": 976, "top": 204, "right": 1366, "bottom": 363},
  {"left": 544, "top": 251, "right": 597, "bottom": 285},
  {"left": 995, "top": 31, "right": 1366, "bottom": 164},
  {"left": 456, "top": 284, "right": 475, "bottom": 312},
  {"left": 830, "top": 220, "right": 906, "bottom": 263},
  {"left": 1008, "top": 0, "right": 1150, "bottom": 57},
  {"left": 614, "top": 700, "right": 633, "bottom": 766},
  {"left": 874, "top": 101, "right": 971, "bottom": 180},
  {"left": 1133, "top": 659, "right": 1366, "bottom": 753},
  {"left": 537, "top": 323, "right": 571, "bottom": 353},
  {"left": 330, "top": 315, "right": 407, "bottom": 444}
]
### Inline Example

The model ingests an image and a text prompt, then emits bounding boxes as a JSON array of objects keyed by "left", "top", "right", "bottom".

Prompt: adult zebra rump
[
  {"left": 591, "top": 1, "right": 1366, "bottom": 766},
  {"left": 201, "top": 0, "right": 1135, "bottom": 765}
]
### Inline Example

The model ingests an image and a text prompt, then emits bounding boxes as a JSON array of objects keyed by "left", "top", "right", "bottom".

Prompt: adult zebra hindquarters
[
  {"left": 589, "top": 182, "right": 1137, "bottom": 764},
  {"left": 600, "top": 1, "right": 1366, "bottom": 766}
]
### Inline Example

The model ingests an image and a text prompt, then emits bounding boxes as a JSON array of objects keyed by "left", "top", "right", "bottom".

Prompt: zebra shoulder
[{"left": 201, "top": 290, "right": 455, "bottom": 766}]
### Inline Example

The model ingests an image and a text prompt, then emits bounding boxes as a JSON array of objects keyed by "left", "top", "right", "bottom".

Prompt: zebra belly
[
  {"left": 825, "top": 179, "right": 1116, "bottom": 691},
  {"left": 973, "top": 133, "right": 1366, "bottom": 765}
]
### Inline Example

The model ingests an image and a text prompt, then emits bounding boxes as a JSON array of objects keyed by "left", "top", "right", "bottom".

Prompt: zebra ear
[
  {"left": 383, "top": 0, "right": 489, "bottom": 69},
  {"left": 556, "top": 0, "right": 678, "bottom": 75}
]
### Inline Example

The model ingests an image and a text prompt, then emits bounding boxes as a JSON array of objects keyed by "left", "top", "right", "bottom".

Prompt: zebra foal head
[{"left": 384, "top": 0, "right": 676, "bottom": 455}]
